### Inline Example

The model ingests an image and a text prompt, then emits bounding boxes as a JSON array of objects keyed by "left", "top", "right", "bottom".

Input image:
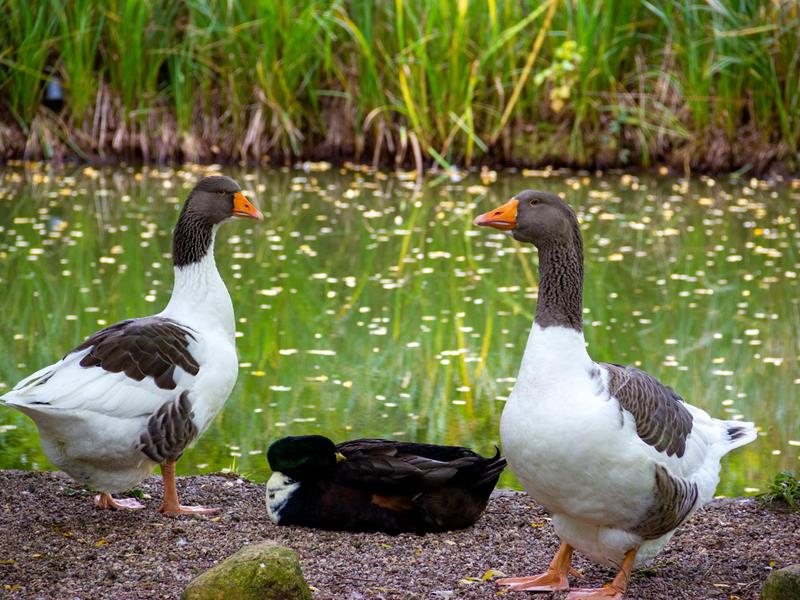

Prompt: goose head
[
  {"left": 182, "top": 175, "right": 263, "bottom": 224},
  {"left": 473, "top": 190, "right": 578, "bottom": 248},
  {"left": 172, "top": 175, "right": 264, "bottom": 268}
]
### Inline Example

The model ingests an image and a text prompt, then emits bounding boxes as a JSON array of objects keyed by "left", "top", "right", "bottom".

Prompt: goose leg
[
  {"left": 566, "top": 547, "right": 637, "bottom": 599},
  {"left": 497, "top": 541, "right": 573, "bottom": 591},
  {"left": 157, "top": 461, "right": 219, "bottom": 515},
  {"left": 94, "top": 492, "right": 145, "bottom": 510}
]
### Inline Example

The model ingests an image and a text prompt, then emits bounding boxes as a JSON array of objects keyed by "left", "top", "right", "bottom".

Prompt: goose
[
  {"left": 473, "top": 191, "right": 757, "bottom": 599},
  {"left": 266, "top": 435, "right": 507, "bottom": 534},
  {"left": 1, "top": 175, "right": 263, "bottom": 515}
]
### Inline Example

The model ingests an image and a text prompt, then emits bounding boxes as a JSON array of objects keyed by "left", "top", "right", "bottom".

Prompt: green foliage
[
  {"left": 0, "top": 0, "right": 57, "bottom": 127},
  {"left": 758, "top": 472, "right": 800, "bottom": 511},
  {"left": 0, "top": 0, "right": 798, "bottom": 167},
  {"left": 51, "top": 0, "right": 104, "bottom": 122}
]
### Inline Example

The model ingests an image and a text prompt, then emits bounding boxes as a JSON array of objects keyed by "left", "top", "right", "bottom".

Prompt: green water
[{"left": 0, "top": 164, "right": 797, "bottom": 496}]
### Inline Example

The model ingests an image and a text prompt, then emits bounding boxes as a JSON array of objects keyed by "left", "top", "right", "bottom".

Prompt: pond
[{"left": 0, "top": 163, "right": 797, "bottom": 496}]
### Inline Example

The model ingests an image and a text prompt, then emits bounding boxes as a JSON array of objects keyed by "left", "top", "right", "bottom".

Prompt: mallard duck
[
  {"left": 266, "top": 435, "right": 506, "bottom": 534},
  {"left": 474, "top": 191, "right": 757, "bottom": 599},
  {"left": 1, "top": 176, "right": 263, "bottom": 515}
]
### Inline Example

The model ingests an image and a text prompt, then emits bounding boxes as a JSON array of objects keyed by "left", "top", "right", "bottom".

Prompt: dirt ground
[{"left": 0, "top": 470, "right": 797, "bottom": 600}]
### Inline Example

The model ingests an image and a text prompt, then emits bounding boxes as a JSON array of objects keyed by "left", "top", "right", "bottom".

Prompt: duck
[
  {"left": 473, "top": 191, "right": 757, "bottom": 599},
  {"left": 1, "top": 175, "right": 263, "bottom": 515},
  {"left": 266, "top": 434, "right": 507, "bottom": 534}
]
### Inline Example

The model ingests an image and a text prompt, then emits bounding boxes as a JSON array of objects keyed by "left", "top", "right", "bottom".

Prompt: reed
[{"left": 0, "top": 0, "right": 798, "bottom": 172}]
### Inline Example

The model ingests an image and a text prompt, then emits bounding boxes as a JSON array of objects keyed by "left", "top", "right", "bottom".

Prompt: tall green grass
[{"left": 0, "top": 0, "right": 798, "bottom": 171}]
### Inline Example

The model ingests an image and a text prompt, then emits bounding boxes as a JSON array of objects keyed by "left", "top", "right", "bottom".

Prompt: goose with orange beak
[
  {"left": 2, "top": 176, "right": 263, "bottom": 515},
  {"left": 474, "top": 191, "right": 756, "bottom": 599}
]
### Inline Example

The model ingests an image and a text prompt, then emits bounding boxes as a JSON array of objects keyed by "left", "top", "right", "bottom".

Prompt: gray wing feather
[
  {"left": 74, "top": 317, "right": 199, "bottom": 390},
  {"left": 603, "top": 362, "right": 693, "bottom": 457},
  {"left": 632, "top": 464, "right": 699, "bottom": 539},
  {"left": 137, "top": 391, "right": 198, "bottom": 464}
]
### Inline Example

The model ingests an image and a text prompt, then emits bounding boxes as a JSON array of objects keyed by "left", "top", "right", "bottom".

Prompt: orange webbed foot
[
  {"left": 497, "top": 570, "right": 570, "bottom": 591},
  {"left": 158, "top": 503, "right": 220, "bottom": 516},
  {"left": 565, "top": 546, "right": 638, "bottom": 599},
  {"left": 94, "top": 492, "right": 145, "bottom": 510},
  {"left": 497, "top": 541, "right": 574, "bottom": 591},
  {"left": 566, "top": 585, "right": 625, "bottom": 599},
  {"left": 157, "top": 460, "right": 219, "bottom": 516}
]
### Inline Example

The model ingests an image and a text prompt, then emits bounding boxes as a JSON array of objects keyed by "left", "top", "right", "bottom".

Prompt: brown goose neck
[
  {"left": 534, "top": 235, "right": 584, "bottom": 332},
  {"left": 172, "top": 211, "right": 214, "bottom": 268}
]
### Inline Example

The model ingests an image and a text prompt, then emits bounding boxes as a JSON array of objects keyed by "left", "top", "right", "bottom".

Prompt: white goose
[
  {"left": 474, "top": 191, "right": 756, "bottom": 599},
  {"left": 1, "top": 176, "right": 263, "bottom": 515}
]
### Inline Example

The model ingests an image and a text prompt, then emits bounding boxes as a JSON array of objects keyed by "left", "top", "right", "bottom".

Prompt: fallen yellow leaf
[{"left": 481, "top": 569, "right": 507, "bottom": 580}]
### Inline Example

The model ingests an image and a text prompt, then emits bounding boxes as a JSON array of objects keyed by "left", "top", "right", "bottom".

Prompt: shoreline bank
[{"left": 1, "top": 469, "right": 797, "bottom": 599}]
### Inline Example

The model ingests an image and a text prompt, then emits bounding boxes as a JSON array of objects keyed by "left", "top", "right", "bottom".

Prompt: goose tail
[{"left": 719, "top": 420, "right": 757, "bottom": 454}]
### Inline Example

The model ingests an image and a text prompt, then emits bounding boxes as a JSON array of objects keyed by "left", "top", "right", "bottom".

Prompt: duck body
[
  {"left": 475, "top": 191, "right": 756, "bottom": 597},
  {"left": 266, "top": 435, "right": 506, "bottom": 535},
  {"left": 2, "top": 176, "right": 262, "bottom": 513}
]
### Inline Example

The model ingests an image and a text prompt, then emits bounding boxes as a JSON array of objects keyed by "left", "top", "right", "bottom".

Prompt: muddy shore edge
[{"left": 1, "top": 470, "right": 798, "bottom": 599}]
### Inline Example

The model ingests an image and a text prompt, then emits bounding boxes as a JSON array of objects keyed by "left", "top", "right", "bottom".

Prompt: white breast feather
[{"left": 266, "top": 472, "right": 300, "bottom": 523}]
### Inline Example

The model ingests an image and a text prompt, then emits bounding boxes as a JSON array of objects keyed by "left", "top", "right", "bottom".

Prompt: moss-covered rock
[
  {"left": 762, "top": 564, "right": 800, "bottom": 600},
  {"left": 182, "top": 542, "right": 311, "bottom": 600}
]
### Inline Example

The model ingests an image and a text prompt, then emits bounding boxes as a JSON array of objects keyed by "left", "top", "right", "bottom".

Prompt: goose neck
[
  {"left": 534, "top": 236, "right": 584, "bottom": 332},
  {"left": 162, "top": 227, "right": 235, "bottom": 339}
]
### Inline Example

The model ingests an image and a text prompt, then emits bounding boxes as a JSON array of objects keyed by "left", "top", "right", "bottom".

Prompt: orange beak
[
  {"left": 473, "top": 198, "right": 518, "bottom": 230},
  {"left": 232, "top": 192, "right": 264, "bottom": 220}
]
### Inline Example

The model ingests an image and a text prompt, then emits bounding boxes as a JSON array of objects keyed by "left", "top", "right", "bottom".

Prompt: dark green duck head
[{"left": 267, "top": 435, "right": 343, "bottom": 480}]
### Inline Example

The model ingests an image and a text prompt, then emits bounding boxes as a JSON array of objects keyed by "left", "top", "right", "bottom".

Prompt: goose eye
[
  {"left": 529, "top": 199, "right": 539, "bottom": 206},
  {"left": 217, "top": 190, "right": 226, "bottom": 195}
]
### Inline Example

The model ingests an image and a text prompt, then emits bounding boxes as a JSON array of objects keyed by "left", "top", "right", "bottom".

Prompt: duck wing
[{"left": 334, "top": 439, "right": 478, "bottom": 496}]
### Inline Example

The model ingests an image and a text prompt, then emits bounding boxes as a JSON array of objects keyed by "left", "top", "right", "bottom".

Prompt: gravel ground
[{"left": 0, "top": 470, "right": 797, "bottom": 600}]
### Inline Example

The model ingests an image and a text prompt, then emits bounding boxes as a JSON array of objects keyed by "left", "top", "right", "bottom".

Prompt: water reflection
[{"left": 0, "top": 163, "right": 797, "bottom": 495}]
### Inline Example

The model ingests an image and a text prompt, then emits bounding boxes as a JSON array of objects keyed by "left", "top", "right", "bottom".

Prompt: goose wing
[
  {"left": 2, "top": 316, "right": 202, "bottom": 420},
  {"left": 602, "top": 362, "right": 693, "bottom": 458}
]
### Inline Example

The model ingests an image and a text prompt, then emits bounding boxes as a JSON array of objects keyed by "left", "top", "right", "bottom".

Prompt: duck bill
[
  {"left": 473, "top": 198, "right": 518, "bottom": 230},
  {"left": 232, "top": 191, "right": 264, "bottom": 220}
]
